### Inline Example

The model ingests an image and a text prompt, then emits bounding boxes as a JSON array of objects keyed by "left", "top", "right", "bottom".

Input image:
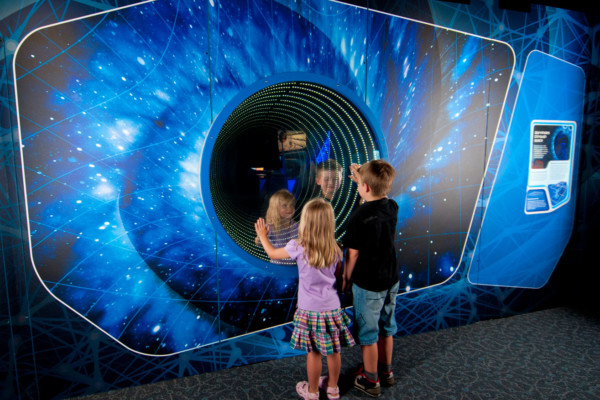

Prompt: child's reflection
[
  {"left": 314, "top": 159, "right": 343, "bottom": 202},
  {"left": 255, "top": 189, "right": 299, "bottom": 265}
]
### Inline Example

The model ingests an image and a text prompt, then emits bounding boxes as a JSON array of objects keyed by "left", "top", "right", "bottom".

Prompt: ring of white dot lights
[{"left": 201, "top": 73, "right": 385, "bottom": 273}]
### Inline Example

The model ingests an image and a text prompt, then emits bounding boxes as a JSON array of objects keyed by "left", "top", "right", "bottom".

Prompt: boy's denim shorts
[{"left": 352, "top": 281, "right": 399, "bottom": 345}]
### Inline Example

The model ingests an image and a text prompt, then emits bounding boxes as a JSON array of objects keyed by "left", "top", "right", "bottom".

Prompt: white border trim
[{"left": 12, "top": 0, "right": 523, "bottom": 356}]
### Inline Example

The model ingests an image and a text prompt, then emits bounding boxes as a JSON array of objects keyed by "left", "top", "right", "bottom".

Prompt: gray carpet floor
[{"left": 74, "top": 306, "right": 600, "bottom": 399}]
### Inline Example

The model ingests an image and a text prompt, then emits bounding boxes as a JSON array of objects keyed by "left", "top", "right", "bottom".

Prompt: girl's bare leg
[
  {"left": 306, "top": 350, "right": 322, "bottom": 393},
  {"left": 325, "top": 352, "right": 341, "bottom": 387}
]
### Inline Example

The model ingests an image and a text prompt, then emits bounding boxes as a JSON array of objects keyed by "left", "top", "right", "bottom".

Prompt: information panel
[{"left": 526, "top": 121, "right": 576, "bottom": 214}]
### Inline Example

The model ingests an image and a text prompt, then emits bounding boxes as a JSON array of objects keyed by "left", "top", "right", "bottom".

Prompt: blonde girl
[
  {"left": 255, "top": 189, "right": 298, "bottom": 265},
  {"left": 255, "top": 198, "right": 355, "bottom": 400}
]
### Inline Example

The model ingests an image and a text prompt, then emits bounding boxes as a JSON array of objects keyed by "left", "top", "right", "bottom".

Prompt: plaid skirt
[{"left": 290, "top": 308, "right": 355, "bottom": 356}]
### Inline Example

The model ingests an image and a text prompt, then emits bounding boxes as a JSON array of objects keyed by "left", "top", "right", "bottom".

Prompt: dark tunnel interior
[{"left": 208, "top": 80, "right": 382, "bottom": 262}]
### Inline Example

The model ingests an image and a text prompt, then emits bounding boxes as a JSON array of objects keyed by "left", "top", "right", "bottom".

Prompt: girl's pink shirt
[{"left": 285, "top": 239, "right": 340, "bottom": 312}]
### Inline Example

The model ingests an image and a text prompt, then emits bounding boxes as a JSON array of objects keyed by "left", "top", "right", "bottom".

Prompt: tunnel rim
[{"left": 199, "top": 72, "right": 388, "bottom": 276}]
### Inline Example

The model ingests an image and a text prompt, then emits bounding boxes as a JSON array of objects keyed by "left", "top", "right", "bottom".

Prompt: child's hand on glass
[
  {"left": 254, "top": 218, "right": 270, "bottom": 238},
  {"left": 348, "top": 163, "right": 360, "bottom": 183}
]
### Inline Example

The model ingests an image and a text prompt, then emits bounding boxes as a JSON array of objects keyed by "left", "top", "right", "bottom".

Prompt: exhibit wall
[{"left": 1, "top": 0, "right": 597, "bottom": 398}]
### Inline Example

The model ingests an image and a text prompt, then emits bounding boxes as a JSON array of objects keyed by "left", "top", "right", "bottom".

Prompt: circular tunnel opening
[{"left": 203, "top": 76, "right": 383, "bottom": 267}]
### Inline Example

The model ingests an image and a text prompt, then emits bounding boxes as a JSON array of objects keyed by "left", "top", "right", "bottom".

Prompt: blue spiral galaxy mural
[
  {"left": 0, "top": 0, "right": 593, "bottom": 398},
  {"left": 14, "top": 0, "right": 518, "bottom": 355}
]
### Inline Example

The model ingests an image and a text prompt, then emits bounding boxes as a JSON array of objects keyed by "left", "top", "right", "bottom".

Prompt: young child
[
  {"left": 255, "top": 189, "right": 299, "bottom": 265},
  {"left": 314, "top": 159, "right": 343, "bottom": 201},
  {"left": 342, "top": 160, "right": 399, "bottom": 398},
  {"left": 255, "top": 198, "right": 355, "bottom": 400}
]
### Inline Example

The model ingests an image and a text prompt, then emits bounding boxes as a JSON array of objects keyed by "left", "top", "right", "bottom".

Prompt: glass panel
[{"left": 208, "top": 80, "right": 380, "bottom": 264}]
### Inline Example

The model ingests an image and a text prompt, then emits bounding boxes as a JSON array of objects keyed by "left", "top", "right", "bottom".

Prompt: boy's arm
[
  {"left": 348, "top": 163, "right": 360, "bottom": 183},
  {"left": 254, "top": 218, "right": 291, "bottom": 260},
  {"left": 342, "top": 248, "right": 359, "bottom": 291},
  {"left": 334, "top": 259, "right": 342, "bottom": 279},
  {"left": 334, "top": 259, "right": 343, "bottom": 291}
]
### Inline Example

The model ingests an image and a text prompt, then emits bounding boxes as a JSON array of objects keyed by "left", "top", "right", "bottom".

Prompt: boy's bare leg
[
  {"left": 377, "top": 334, "right": 393, "bottom": 366},
  {"left": 362, "top": 343, "right": 378, "bottom": 376}
]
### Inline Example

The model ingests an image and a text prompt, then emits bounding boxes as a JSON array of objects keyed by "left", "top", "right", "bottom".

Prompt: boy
[
  {"left": 342, "top": 159, "right": 399, "bottom": 398},
  {"left": 314, "top": 158, "right": 343, "bottom": 201}
]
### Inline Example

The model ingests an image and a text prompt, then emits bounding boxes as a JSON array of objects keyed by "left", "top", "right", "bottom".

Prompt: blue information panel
[
  {"left": 468, "top": 51, "right": 585, "bottom": 288},
  {"left": 526, "top": 121, "right": 576, "bottom": 214}
]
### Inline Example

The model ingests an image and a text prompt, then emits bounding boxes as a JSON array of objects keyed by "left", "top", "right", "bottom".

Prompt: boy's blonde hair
[
  {"left": 358, "top": 160, "right": 395, "bottom": 197},
  {"left": 266, "top": 189, "right": 296, "bottom": 231},
  {"left": 298, "top": 198, "right": 342, "bottom": 269}
]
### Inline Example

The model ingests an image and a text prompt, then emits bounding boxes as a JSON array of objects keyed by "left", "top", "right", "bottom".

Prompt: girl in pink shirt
[{"left": 255, "top": 198, "right": 355, "bottom": 400}]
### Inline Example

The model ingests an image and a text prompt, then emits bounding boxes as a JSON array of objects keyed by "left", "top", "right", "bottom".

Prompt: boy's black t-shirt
[{"left": 343, "top": 197, "right": 399, "bottom": 292}]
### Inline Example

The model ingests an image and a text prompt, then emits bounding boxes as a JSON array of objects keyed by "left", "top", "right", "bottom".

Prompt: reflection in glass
[
  {"left": 254, "top": 189, "right": 299, "bottom": 265},
  {"left": 314, "top": 158, "right": 343, "bottom": 202},
  {"left": 209, "top": 81, "right": 380, "bottom": 263}
]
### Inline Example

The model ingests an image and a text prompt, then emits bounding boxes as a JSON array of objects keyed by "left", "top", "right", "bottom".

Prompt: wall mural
[{"left": 0, "top": 0, "right": 591, "bottom": 398}]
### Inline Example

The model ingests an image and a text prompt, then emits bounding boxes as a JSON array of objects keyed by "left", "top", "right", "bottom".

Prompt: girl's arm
[{"left": 254, "top": 218, "right": 291, "bottom": 260}]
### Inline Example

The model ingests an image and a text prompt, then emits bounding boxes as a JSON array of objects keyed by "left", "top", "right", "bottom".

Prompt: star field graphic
[{"left": 14, "top": 0, "right": 514, "bottom": 354}]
